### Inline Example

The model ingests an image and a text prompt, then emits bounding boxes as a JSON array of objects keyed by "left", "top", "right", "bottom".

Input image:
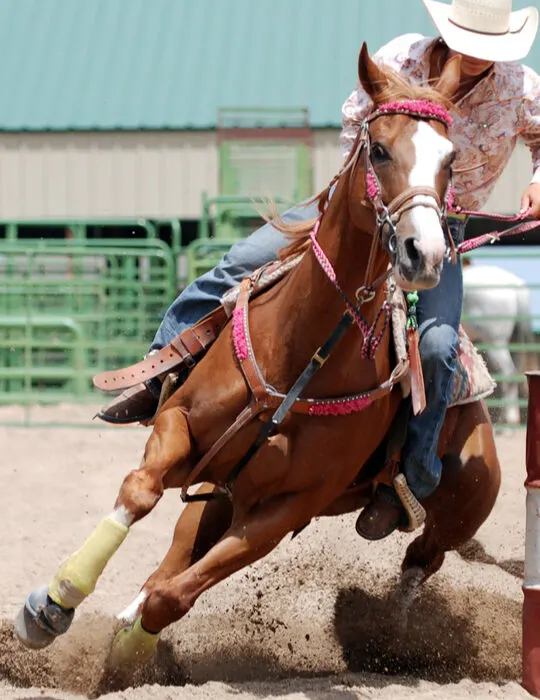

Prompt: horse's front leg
[
  {"left": 108, "top": 488, "right": 313, "bottom": 666},
  {"left": 15, "top": 404, "right": 194, "bottom": 651},
  {"left": 117, "top": 482, "right": 233, "bottom": 625}
]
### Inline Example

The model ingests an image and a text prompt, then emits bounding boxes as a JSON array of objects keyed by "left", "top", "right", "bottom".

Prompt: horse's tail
[{"left": 511, "top": 287, "right": 539, "bottom": 379}]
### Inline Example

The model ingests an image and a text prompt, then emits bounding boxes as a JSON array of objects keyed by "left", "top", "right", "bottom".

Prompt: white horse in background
[{"left": 462, "top": 259, "right": 538, "bottom": 426}]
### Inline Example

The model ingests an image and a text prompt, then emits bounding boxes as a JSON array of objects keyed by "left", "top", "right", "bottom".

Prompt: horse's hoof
[
  {"left": 109, "top": 616, "right": 159, "bottom": 668},
  {"left": 14, "top": 585, "right": 75, "bottom": 650},
  {"left": 396, "top": 566, "right": 425, "bottom": 625}
]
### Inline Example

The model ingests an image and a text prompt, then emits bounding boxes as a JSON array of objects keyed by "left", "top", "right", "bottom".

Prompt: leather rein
[{"left": 181, "top": 99, "right": 455, "bottom": 503}]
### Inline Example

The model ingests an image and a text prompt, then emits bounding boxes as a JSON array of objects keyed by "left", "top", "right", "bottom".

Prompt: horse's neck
[
  {"left": 286, "top": 183, "right": 385, "bottom": 327},
  {"left": 273, "top": 178, "right": 389, "bottom": 369}
]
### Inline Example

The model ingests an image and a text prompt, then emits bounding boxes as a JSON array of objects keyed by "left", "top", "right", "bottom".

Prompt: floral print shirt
[{"left": 341, "top": 34, "right": 540, "bottom": 210}]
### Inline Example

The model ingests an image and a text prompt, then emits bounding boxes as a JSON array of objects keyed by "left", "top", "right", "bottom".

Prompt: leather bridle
[
  {"left": 356, "top": 101, "right": 454, "bottom": 253},
  {"left": 309, "top": 99, "right": 456, "bottom": 358}
]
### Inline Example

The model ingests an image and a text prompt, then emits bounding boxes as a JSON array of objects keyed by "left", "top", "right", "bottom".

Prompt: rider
[{"left": 98, "top": 0, "right": 540, "bottom": 540}]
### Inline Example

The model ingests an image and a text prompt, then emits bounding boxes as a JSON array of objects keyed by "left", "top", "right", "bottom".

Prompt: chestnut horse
[{"left": 15, "top": 46, "right": 500, "bottom": 665}]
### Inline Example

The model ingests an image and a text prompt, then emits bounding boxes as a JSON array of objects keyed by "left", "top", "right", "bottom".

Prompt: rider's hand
[{"left": 520, "top": 183, "right": 540, "bottom": 219}]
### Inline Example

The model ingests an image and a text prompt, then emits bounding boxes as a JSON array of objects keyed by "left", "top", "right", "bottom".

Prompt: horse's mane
[{"left": 268, "top": 64, "right": 452, "bottom": 259}]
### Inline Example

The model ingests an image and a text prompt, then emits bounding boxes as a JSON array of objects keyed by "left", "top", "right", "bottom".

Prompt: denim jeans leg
[
  {"left": 151, "top": 200, "right": 320, "bottom": 350},
  {"left": 401, "top": 223, "right": 464, "bottom": 500}
]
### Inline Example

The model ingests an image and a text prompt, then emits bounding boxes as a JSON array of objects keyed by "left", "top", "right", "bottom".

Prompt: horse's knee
[
  {"left": 117, "top": 467, "right": 164, "bottom": 521},
  {"left": 141, "top": 579, "right": 196, "bottom": 634}
]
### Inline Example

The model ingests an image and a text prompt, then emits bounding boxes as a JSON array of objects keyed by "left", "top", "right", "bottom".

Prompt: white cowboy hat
[{"left": 422, "top": 0, "right": 539, "bottom": 62}]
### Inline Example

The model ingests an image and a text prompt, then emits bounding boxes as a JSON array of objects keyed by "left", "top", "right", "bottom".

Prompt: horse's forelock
[{"left": 373, "top": 64, "right": 453, "bottom": 109}]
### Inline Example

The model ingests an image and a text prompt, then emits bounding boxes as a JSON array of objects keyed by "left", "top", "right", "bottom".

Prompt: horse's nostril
[{"left": 405, "top": 237, "right": 422, "bottom": 269}]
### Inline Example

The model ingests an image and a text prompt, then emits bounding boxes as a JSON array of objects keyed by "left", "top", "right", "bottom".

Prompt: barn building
[{"left": 0, "top": 0, "right": 537, "bottom": 227}]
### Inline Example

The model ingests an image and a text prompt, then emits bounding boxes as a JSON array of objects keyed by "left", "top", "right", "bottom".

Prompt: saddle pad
[
  {"left": 451, "top": 326, "right": 497, "bottom": 406},
  {"left": 222, "top": 256, "right": 496, "bottom": 408},
  {"left": 221, "top": 252, "right": 305, "bottom": 316}
]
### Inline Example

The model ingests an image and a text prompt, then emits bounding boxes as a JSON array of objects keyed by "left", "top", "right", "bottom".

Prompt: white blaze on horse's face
[{"left": 394, "top": 120, "right": 454, "bottom": 291}]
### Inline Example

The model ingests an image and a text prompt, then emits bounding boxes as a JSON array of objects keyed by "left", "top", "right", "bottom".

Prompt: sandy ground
[{"left": 0, "top": 404, "right": 533, "bottom": 699}]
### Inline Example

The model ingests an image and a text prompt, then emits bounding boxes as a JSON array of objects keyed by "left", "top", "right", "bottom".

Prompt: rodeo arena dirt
[{"left": 0, "top": 403, "right": 533, "bottom": 700}]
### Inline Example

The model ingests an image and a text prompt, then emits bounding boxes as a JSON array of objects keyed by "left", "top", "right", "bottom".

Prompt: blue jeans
[
  {"left": 151, "top": 206, "right": 464, "bottom": 501},
  {"left": 401, "top": 222, "right": 463, "bottom": 499},
  {"left": 151, "top": 202, "right": 319, "bottom": 349}
]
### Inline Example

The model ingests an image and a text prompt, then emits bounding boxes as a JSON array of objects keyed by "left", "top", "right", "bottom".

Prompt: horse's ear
[
  {"left": 358, "top": 42, "right": 389, "bottom": 103},
  {"left": 434, "top": 53, "right": 462, "bottom": 102}
]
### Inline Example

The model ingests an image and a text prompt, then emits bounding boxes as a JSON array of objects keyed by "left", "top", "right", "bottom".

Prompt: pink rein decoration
[
  {"left": 309, "top": 218, "right": 387, "bottom": 358},
  {"left": 308, "top": 395, "right": 372, "bottom": 416},
  {"left": 310, "top": 220, "right": 337, "bottom": 283},
  {"left": 376, "top": 100, "right": 454, "bottom": 128},
  {"left": 458, "top": 215, "right": 539, "bottom": 254},
  {"left": 365, "top": 171, "right": 379, "bottom": 200},
  {"left": 232, "top": 307, "right": 249, "bottom": 361}
]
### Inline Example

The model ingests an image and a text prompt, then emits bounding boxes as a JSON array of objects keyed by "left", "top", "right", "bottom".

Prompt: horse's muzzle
[{"left": 394, "top": 234, "right": 445, "bottom": 291}]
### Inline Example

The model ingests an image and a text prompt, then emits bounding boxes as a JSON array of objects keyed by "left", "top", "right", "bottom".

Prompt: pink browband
[
  {"left": 364, "top": 99, "right": 454, "bottom": 214},
  {"left": 373, "top": 100, "right": 453, "bottom": 128}
]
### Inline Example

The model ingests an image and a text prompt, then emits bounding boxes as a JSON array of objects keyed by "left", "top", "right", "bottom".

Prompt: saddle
[{"left": 93, "top": 253, "right": 496, "bottom": 409}]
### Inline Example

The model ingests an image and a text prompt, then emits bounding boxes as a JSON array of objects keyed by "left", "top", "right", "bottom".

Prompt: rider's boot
[
  {"left": 96, "top": 378, "right": 162, "bottom": 425},
  {"left": 355, "top": 484, "right": 407, "bottom": 540},
  {"left": 355, "top": 474, "right": 426, "bottom": 540}
]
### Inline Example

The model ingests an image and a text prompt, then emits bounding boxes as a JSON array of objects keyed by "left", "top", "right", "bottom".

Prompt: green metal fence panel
[
  {"left": 0, "top": 222, "right": 537, "bottom": 432},
  {"left": 207, "top": 107, "right": 314, "bottom": 243},
  {"left": 218, "top": 140, "right": 313, "bottom": 209},
  {"left": 185, "top": 237, "right": 244, "bottom": 285},
  {"left": 191, "top": 194, "right": 294, "bottom": 284},
  {"left": 0, "top": 239, "right": 178, "bottom": 402},
  {"left": 0, "top": 315, "right": 87, "bottom": 403},
  {"left": 217, "top": 108, "right": 313, "bottom": 203}
]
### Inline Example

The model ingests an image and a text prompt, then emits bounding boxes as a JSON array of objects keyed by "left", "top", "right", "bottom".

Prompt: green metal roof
[{"left": 0, "top": 0, "right": 539, "bottom": 132}]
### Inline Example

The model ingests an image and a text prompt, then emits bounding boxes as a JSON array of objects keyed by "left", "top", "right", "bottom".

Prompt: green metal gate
[{"left": 0, "top": 238, "right": 177, "bottom": 405}]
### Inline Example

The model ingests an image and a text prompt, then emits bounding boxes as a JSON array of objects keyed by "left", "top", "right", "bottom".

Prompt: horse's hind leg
[
  {"left": 117, "top": 482, "right": 233, "bottom": 624},
  {"left": 15, "top": 405, "right": 194, "bottom": 650},
  {"left": 399, "top": 401, "right": 501, "bottom": 616}
]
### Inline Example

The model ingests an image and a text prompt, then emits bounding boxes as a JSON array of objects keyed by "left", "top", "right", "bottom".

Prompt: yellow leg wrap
[
  {"left": 110, "top": 615, "right": 160, "bottom": 667},
  {"left": 48, "top": 517, "right": 129, "bottom": 608}
]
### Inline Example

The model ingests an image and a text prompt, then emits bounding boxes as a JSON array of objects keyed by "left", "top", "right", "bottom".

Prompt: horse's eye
[{"left": 372, "top": 143, "right": 391, "bottom": 164}]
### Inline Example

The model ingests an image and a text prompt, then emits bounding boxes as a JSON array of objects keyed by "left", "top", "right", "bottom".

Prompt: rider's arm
[
  {"left": 340, "top": 33, "right": 426, "bottom": 160},
  {"left": 517, "top": 65, "right": 540, "bottom": 217},
  {"left": 518, "top": 65, "right": 540, "bottom": 186}
]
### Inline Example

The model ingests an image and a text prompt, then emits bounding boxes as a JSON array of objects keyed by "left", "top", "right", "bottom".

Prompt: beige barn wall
[
  {"left": 0, "top": 131, "right": 218, "bottom": 220},
  {"left": 484, "top": 141, "right": 535, "bottom": 213},
  {"left": 0, "top": 130, "right": 532, "bottom": 220}
]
